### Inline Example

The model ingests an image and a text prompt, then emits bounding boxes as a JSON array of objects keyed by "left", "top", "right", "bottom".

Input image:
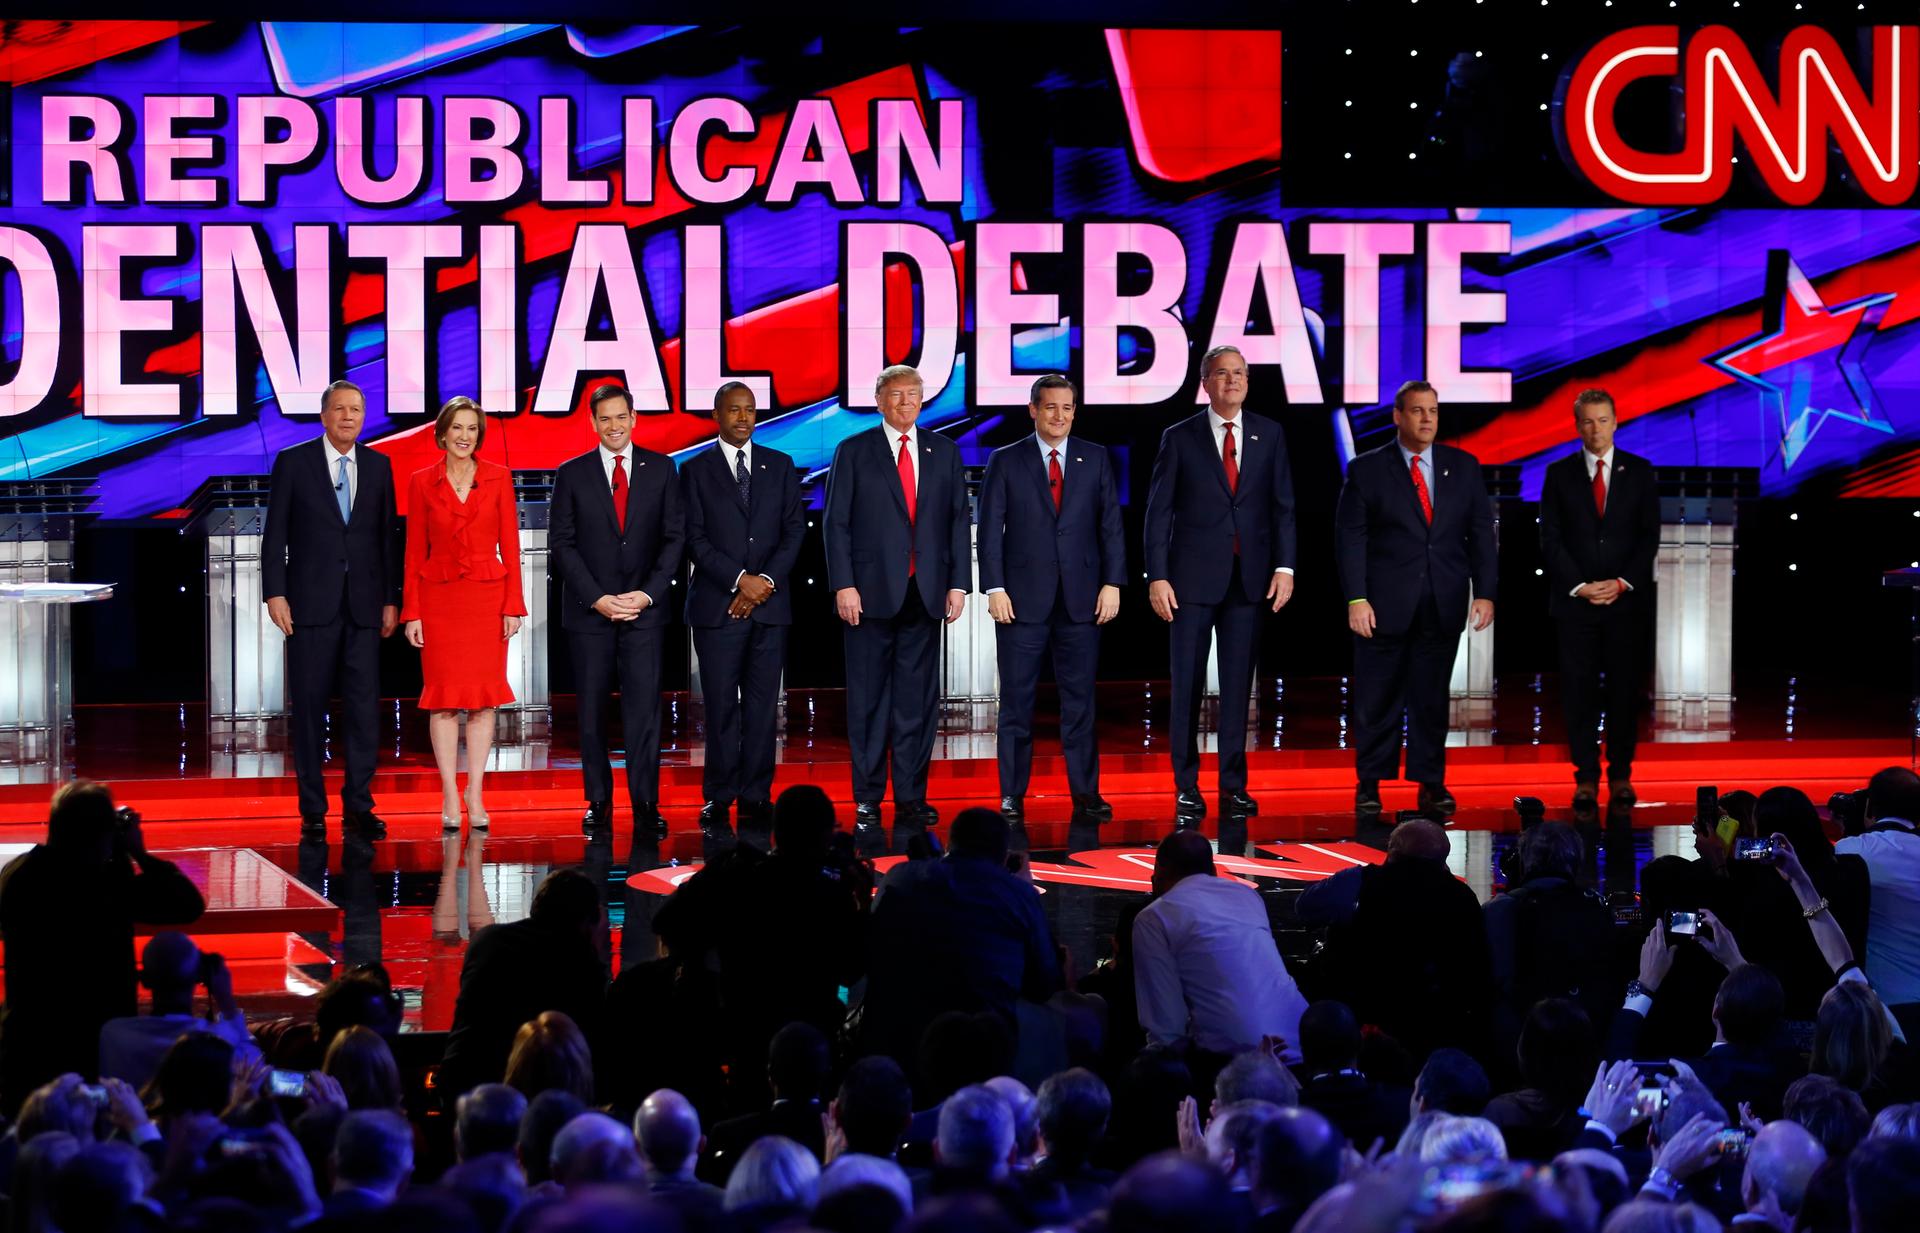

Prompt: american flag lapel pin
[{"left": 1251, "top": 434, "right": 1259, "bottom": 442}]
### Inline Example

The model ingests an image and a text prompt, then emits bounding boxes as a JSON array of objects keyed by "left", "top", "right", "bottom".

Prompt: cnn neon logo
[{"left": 1562, "top": 25, "right": 1919, "bottom": 205}]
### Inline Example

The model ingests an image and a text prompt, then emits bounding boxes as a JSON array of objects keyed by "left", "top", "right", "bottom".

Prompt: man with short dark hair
[
  {"left": 326, "top": 1109, "right": 414, "bottom": 1218},
  {"left": 1846, "top": 1134, "right": 1920, "bottom": 1233},
  {"left": 858, "top": 808, "right": 1059, "bottom": 1077},
  {"left": 825, "top": 365, "right": 973, "bottom": 837},
  {"left": 1132, "top": 830, "right": 1308, "bottom": 1064},
  {"left": 0, "top": 780, "right": 204, "bottom": 1114},
  {"left": 1836, "top": 766, "right": 1920, "bottom": 1033},
  {"left": 1540, "top": 388, "right": 1659, "bottom": 816},
  {"left": 832, "top": 1056, "right": 915, "bottom": 1160},
  {"left": 704, "top": 1022, "right": 831, "bottom": 1180},
  {"left": 1143, "top": 345, "right": 1298, "bottom": 825},
  {"left": 263, "top": 380, "right": 402, "bottom": 841},
  {"left": 1032, "top": 1068, "right": 1116, "bottom": 1219},
  {"left": 550, "top": 382, "right": 685, "bottom": 840},
  {"left": 1412, "top": 1048, "right": 1490, "bottom": 1117},
  {"left": 1294, "top": 1001, "right": 1410, "bottom": 1150},
  {"left": 680, "top": 382, "right": 805, "bottom": 836},
  {"left": 978, "top": 374, "right": 1126, "bottom": 824},
  {"left": 1484, "top": 821, "right": 1615, "bottom": 1055},
  {"left": 439, "top": 868, "right": 606, "bottom": 1106},
  {"left": 1335, "top": 380, "right": 1497, "bottom": 819}
]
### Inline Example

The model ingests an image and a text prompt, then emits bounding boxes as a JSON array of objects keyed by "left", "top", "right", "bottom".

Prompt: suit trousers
[
  {"left": 572, "top": 622, "right": 663, "bottom": 812},
  {"left": 843, "top": 583, "right": 941, "bottom": 804},
  {"left": 1556, "top": 604, "right": 1647, "bottom": 783},
  {"left": 288, "top": 617, "right": 380, "bottom": 819},
  {"left": 1351, "top": 588, "right": 1454, "bottom": 784},
  {"left": 1168, "top": 558, "right": 1260, "bottom": 795},
  {"left": 694, "top": 619, "right": 787, "bottom": 804},
  {"left": 994, "top": 584, "right": 1102, "bottom": 799}
]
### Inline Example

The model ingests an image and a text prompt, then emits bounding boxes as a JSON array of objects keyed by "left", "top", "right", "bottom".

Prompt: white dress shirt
[
  {"left": 596, "top": 442, "right": 651, "bottom": 607},
  {"left": 324, "top": 439, "right": 357, "bottom": 510},
  {"left": 888, "top": 425, "right": 919, "bottom": 489},
  {"left": 1207, "top": 408, "right": 1292, "bottom": 576},
  {"left": 1132, "top": 873, "right": 1310, "bottom": 1060},
  {"left": 714, "top": 438, "right": 770, "bottom": 593},
  {"left": 1573, "top": 447, "right": 1631, "bottom": 597},
  {"left": 1836, "top": 823, "right": 1920, "bottom": 1006}
]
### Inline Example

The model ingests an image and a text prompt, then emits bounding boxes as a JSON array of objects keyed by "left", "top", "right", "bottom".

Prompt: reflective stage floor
[{"left": 0, "top": 674, "right": 1904, "bottom": 1026}]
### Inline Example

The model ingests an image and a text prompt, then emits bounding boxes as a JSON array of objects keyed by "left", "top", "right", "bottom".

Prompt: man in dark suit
[
  {"left": 1143, "top": 345, "right": 1297, "bottom": 825},
  {"left": 824, "top": 364, "right": 972, "bottom": 835},
  {"left": 262, "top": 379, "right": 400, "bottom": 840},
  {"left": 549, "top": 383, "right": 685, "bottom": 839},
  {"left": 1335, "top": 380, "right": 1497, "bottom": 819},
  {"left": 977, "top": 374, "right": 1126, "bottom": 824},
  {"left": 681, "top": 382, "right": 806, "bottom": 835},
  {"left": 1540, "top": 387, "right": 1659, "bottom": 816}
]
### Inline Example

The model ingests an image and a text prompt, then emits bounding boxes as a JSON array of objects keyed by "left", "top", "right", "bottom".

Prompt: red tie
[
  {"left": 1592, "top": 458, "right": 1607, "bottom": 517},
  {"left": 1048, "top": 449, "right": 1063, "bottom": 512},
  {"left": 1410, "top": 454, "right": 1433, "bottom": 524},
  {"left": 897, "top": 434, "right": 917, "bottom": 575},
  {"left": 611, "top": 454, "right": 628, "bottom": 532},
  {"left": 1221, "top": 421, "right": 1239, "bottom": 495}
]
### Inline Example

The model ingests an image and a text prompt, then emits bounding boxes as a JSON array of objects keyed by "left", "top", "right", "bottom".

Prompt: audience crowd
[{"left": 2, "top": 768, "right": 1920, "bottom": 1233}]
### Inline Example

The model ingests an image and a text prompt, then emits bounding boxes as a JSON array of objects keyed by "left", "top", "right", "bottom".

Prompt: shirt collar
[
  {"left": 1398, "top": 439, "right": 1428, "bottom": 466},
  {"left": 891, "top": 425, "right": 916, "bottom": 447},
  {"left": 1037, "top": 433, "right": 1069, "bottom": 459},
  {"left": 1207, "top": 407, "right": 1242, "bottom": 434},
  {"left": 325, "top": 440, "right": 356, "bottom": 466},
  {"left": 718, "top": 438, "right": 751, "bottom": 464},
  {"left": 599, "top": 442, "right": 629, "bottom": 465},
  {"left": 1585, "top": 446, "right": 1615, "bottom": 472}
]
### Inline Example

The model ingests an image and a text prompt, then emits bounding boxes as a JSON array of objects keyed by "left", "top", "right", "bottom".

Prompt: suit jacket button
[{"left": 748, "top": 536, "right": 754, "bottom": 542}]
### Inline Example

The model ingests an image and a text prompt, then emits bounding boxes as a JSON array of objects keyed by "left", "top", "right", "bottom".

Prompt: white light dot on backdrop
[
  {"left": 1534, "top": 568, "right": 1544, "bottom": 577},
  {"left": 1540, "top": 52, "right": 1549, "bottom": 60},
  {"left": 1344, "top": 152, "right": 1352, "bottom": 159},
  {"left": 1410, "top": 49, "right": 1419, "bottom": 57},
  {"left": 1410, "top": 101, "right": 1418, "bottom": 109},
  {"left": 1540, "top": 103, "right": 1549, "bottom": 111},
  {"left": 1408, "top": 152, "right": 1418, "bottom": 159},
  {"left": 1345, "top": 48, "right": 1354, "bottom": 55},
  {"left": 1789, "top": 512, "right": 1799, "bottom": 521},
  {"left": 1789, "top": 564, "right": 1799, "bottom": 572},
  {"left": 1475, "top": 50, "right": 1483, "bottom": 57}
]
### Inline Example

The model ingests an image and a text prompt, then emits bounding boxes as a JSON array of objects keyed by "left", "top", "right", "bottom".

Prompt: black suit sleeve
[
  {"left": 1540, "top": 464, "right": 1584, "bottom": 599},
  {"left": 1625, "top": 464, "right": 1660, "bottom": 592},
  {"left": 127, "top": 853, "right": 206, "bottom": 927},
  {"left": 1602, "top": 1004, "right": 1647, "bottom": 1062},
  {"left": 377, "top": 460, "right": 401, "bottom": 608},
  {"left": 823, "top": 440, "right": 856, "bottom": 594},
  {"left": 1269, "top": 426, "right": 1297, "bottom": 572},
  {"left": 947, "top": 448, "right": 972, "bottom": 594},
  {"left": 549, "top": 465, "right": 602, "bottom": 610},
  {"left": 1294, "top": 865, "right": 1363, "bottom": 927},
  {"left": 1334, "top": 462, "right": 1370, "bottom": 604},
  {"left": 682, "top": 461, "right": 741, "bottom": 586},
  {"left": 641, "top": 469, "right": 684, "bottom": 605},
  {"left": 262, "top": 450, "right": 293, "bottom": 601},
  {"left": 766, "top": 460, "right": 806, "bottom": 586},
  {"left": 1142, "top": 426, "right": 1178, "bottom": 583},
  {"left": 1098, "top": 452, "right": 1127, "bottom": 589},
  {"left": 976, "top": 453, "right": 1008, "bottom": 595},
  {"left": 1465, "top": 458, "right": 1499, "bottom": 603}
]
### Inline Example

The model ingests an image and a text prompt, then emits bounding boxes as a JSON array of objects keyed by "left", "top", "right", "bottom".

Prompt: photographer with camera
[
  {"left": 0, "top": 780, "right": 205, "bottom": 1115},
  {"left": 99, "top": 933, "right": 261, "bottom": 1090},
  {"left": 1835, "top": 767, "right": 1920, "bottom": 1039}
]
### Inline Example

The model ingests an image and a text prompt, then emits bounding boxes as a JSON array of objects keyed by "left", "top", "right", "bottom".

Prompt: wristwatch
[{"left": 1626, "top": 979, "right": 1653, "bottom": 999}]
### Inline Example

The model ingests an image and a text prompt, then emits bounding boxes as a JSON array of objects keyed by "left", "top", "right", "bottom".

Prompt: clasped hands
[
  {"left": 1578, "top": 579, "right": 1626, "bottom": 605},
  {"left": 728, "top": 573, "right": 776, "bottom": 619},
  {"left": 592, "top": 592, "right": 654, "bottom": 622}
]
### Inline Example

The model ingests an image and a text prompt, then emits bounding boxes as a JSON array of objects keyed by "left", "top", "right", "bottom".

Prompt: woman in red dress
[{"left": 402, "top": 397, "right": 525, "bottom": 830}]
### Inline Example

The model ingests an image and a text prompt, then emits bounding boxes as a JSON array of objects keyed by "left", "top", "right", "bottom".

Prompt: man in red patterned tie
[
  {"left": 1335, "top": 381, "right": 1497, "bottom": 824},
  {"left": 1539, "top": 388, "right": 1660, "bottom": 819},
  {"left": 824, "top": 365, "right": 974, "bottom": 843},
  {"left": 977, "top": 375, "right": 1127, "bottom": 825}
]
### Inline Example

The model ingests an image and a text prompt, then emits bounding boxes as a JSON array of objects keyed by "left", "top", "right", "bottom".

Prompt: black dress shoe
[
  {"left": 1221, "top": 790, "right": 1260, "bottom": 818},
  {"left": 583, "top": 801, "right": 613, "bottom": 836},
  {"left": 1000, "top": 796, "right": 1025, "bottom": 823},
  {"left": 1355, "top": 780, "right": 1383, "bottom": 816},
  {"left": 1071, "top": 793, "right": 1113, "bottom": 822},
  {"left": 1174, "top": 789, "right": 1206, "bottom": 825},
  {"left": 299, "top": 814, "right": 327, "bottom": 840},
  {"left": 1418, "top": 782, "right": 1457, "bottom": 817},
  {"left": 854, "top": 801, "right": 883, "bottom": 827},
  {"left": 699, "top": 800, "right": 731, "bottom": 828},
  {"left": 1608, "top": 779, "right": 1637, "bottom": 808},
  {"left": 898, "top": 799, "right": 940, "bottom": 826},
  {"left": 737, "top": 799, "right": 773, "bottom": 828},
  {"left": 636, "top": 804, "right": 669, "bottom": 841},
  {"left": 345, "top": 811, "right": 386, "bottom": 839}
]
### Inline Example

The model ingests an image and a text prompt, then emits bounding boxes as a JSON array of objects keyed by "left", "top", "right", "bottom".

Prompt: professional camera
[{"left": 1827, "top": 789, "right": 1868, "bottom": 836}]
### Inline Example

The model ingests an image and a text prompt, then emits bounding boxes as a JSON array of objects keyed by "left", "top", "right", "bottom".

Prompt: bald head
[
  {"left": 1152, "top": 830, "right": 1216, "bottom": 895},
  {"left": 634, "top": 1090, "right": 703, "bottom": 1177},
  {"left": 1387, "top": 820, "right": 1450, "bottom": 864},
  {"left": 1744, "top": 1120, "right": 1826, "bottom": 1216}
]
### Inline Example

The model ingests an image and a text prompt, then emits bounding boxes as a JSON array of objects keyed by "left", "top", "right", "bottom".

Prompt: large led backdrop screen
[{"left": 4, "top": 18, "right": 1920, "bottom": 520}]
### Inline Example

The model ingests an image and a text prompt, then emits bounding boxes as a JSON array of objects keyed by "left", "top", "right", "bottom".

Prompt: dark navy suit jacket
[
  {"left": 976, "top": 435, "right": 1126, "bottom": 624},
  {"left": 261, "top": 438, "right": 399, "bottom": 627},
  {"left": 679, "top": 442, "right": 806, "bottom": 628},
  {"left": 823, "top": 425, "right": 972, "bottom": 620},
  {"left": 548, "top": 447, "right": 685, "bottom": 633},
  {"left": 1538, "top": 448, "right": 1659, "bottom": 618},
  {"left": 1142, "top": 410, "right": 1296, "bottom": 604},
  {"left": 1334, "top": 440, "right": 1497, "bottom": 637}
]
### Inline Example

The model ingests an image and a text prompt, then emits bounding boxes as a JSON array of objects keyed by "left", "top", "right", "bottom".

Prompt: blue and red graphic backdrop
[{"left": 2, "top": 20, "right": 1919, "bottom": 519}]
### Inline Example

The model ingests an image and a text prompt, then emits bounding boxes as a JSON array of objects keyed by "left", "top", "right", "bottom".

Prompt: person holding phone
[{"left": 99, "top": 932, "right": 260, "bottom": 1089}]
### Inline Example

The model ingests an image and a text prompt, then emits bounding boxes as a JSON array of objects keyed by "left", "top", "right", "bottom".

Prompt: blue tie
[{"left": 335, "top": 456, "right": 352, "bottom": 522}]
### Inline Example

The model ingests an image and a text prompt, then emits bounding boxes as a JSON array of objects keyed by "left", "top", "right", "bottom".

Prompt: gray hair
[
  {"left": 334, "top": 1109, "right": 415, "bottom": 1188},
  {"left": 724, "top": 1135, "right": 820, "bottom": 1211},
  {"left": 1199, "top": 345, "right": 1245, "bottom": 377},
  {"left": 818, "top": 1153, "right": 913, "bottom": 1215},
  {"left": 548, "top": 1111, "right": 636, "bottom": 1178},
  {"left": 935, "top": 1084, "right": 1015, "bottom": 1177},
  {"left": 1417, "top": 1115, "right": 1508, "bottom": 1165},
  {"left": 985, "top": 1076, "right": 1038, "bottom": 1159},
  {"left": 321, "top": 379, "right": 364, "bottom": 411}
]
